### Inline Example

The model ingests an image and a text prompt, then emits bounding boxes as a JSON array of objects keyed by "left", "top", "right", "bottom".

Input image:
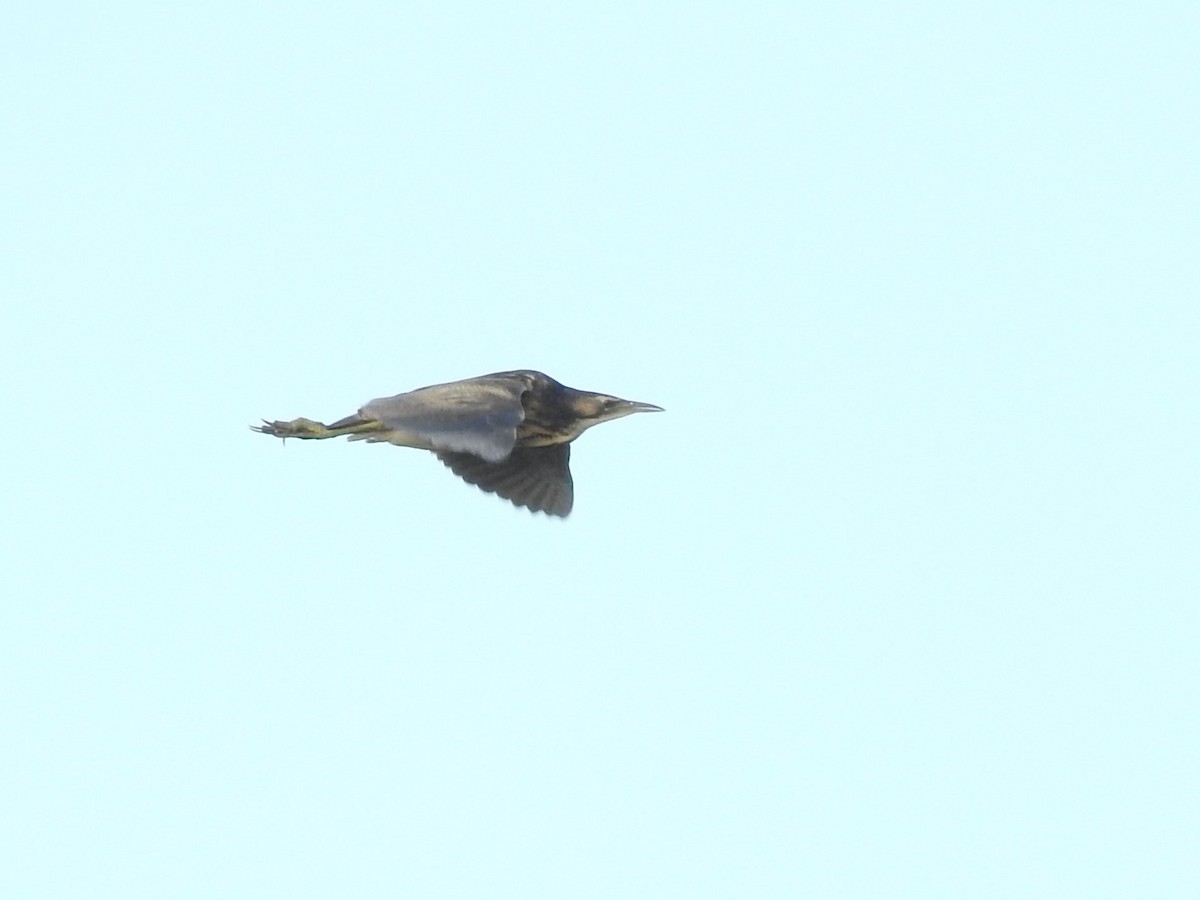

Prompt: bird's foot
[{"left": 251, "top": 417, "right": 331, "bottom": 439}]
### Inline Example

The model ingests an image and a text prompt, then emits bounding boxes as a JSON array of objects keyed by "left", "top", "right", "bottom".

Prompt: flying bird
[{"left": 252, "top": 370, "right": 662, "bottom": 517}]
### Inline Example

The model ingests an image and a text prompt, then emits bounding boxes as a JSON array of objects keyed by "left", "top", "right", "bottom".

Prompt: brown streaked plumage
[{"left": 252, "top": 370, "right": 662, "bottom": 517}]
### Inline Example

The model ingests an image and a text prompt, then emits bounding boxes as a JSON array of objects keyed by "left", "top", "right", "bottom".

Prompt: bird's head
[{"left": 569, "top": 391, "right": 664, "bottom": 430}]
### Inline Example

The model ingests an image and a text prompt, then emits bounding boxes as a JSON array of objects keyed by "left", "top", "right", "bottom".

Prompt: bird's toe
[{"left": 251, "top": 417, "right": 326, "bottom": 438}]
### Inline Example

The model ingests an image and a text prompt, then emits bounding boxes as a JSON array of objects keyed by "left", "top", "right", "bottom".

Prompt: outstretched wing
[
  {"left": 357, "top": 372, "right": 535, "bottom": 462},
  {"left": 436, "top": 444, "right": 573, "bottom": 517}
]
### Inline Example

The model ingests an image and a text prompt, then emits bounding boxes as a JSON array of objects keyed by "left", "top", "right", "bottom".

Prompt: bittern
[{"left": 252, "top": 370, "right": 662, "bottom": 517}]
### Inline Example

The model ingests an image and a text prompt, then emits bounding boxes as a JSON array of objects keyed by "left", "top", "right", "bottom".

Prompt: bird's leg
[{"left": 251, "top": 416, "right": 382, "bottom": 440}]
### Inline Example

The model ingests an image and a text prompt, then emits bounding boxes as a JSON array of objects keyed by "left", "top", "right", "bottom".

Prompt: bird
[{"left": 252, "top": 370, "right": 663, "bottom": 517}]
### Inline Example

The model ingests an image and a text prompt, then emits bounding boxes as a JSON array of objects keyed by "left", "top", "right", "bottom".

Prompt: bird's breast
[{"left": 514, "top": 422, "right": 576, "bottom": 447}]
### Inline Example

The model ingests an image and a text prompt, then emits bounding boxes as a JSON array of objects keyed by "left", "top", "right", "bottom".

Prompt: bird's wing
[
  {"left": 436, "top": 444, "right": 573, "bottom": 517},
  {"left": 359, "top": 374, "right": 533, "bottom": 462}
]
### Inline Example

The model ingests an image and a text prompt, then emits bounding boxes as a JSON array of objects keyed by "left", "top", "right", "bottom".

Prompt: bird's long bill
[
  {"left": 602, "top": 399, "right": 664, "bottom": 422},
  {"left": 622, "top": 400, "right": 664, "bottom": 413}
]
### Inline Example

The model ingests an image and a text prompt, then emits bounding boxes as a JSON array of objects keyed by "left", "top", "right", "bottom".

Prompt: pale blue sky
[{"left": 3, "top": 3, "right": 1198, "bottom": 897}]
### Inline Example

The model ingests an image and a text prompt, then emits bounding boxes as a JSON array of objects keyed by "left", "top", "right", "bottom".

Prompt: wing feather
[
  {"left": 436, "top": 444, "right": 573, "bottom": 517},
  {"left": 359, "top": 373, "right": 533, "bottom": 462}
]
